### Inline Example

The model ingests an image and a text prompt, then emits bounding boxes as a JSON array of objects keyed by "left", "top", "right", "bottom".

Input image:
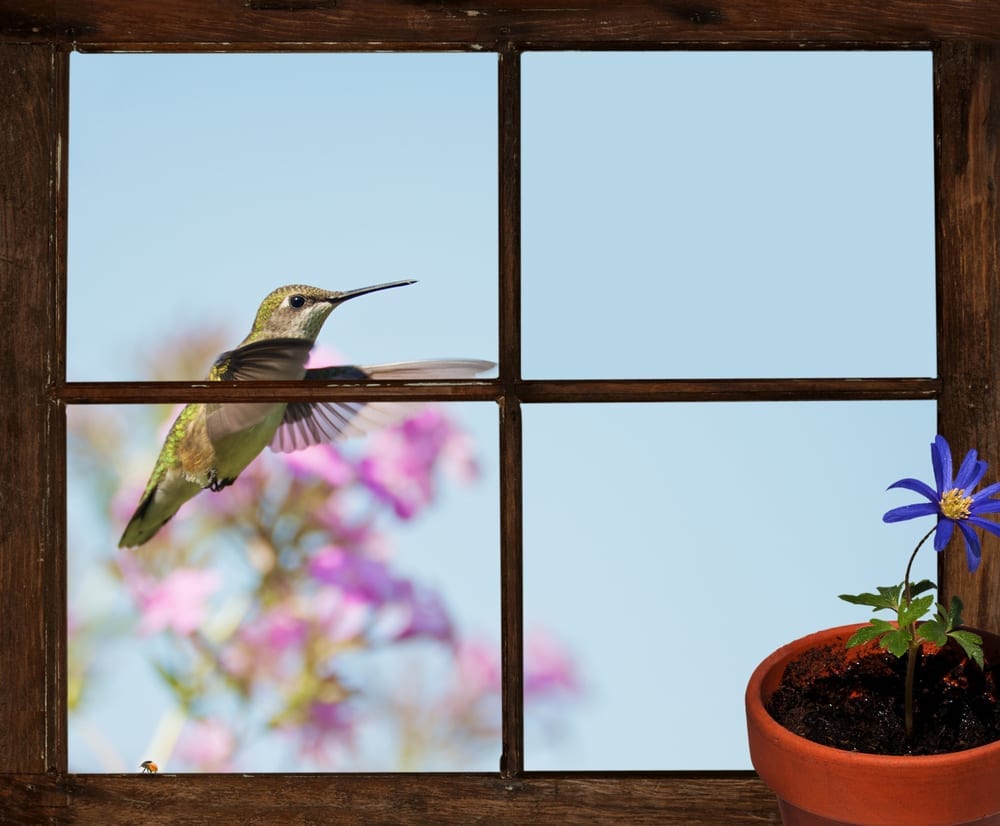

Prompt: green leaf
[
  {"left": 839, "top": 589, "right": 897, "bottom": 611},
  {"left": 943, "top": 595, "right": 965, "bottom": 628},
  {"left": 877, "top": 583, "right": 905, "bottom": 607},
  {"left": 845, "top": 624, "right": 885, "bottom": 648},
  {"left": 907, "top": 579, "right": 937, "bottom": 597},
  {"left": 879, "top": 627, "right": 913, "bottom": 658},
  {"left": 898, "top": 594, "right": 935, "bottom": 626},
  {"left": 949, "top": 630, "right": 985, "bottom": 670},
  {"left": 917, "top": 619, "right": 947, "bottom": 646},
  {"left": 845, "top": 618, "right": 897, "bottom": 649}
]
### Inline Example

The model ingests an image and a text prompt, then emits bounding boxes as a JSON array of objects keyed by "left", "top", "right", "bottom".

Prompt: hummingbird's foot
[{"left": 206, "top": 471, "right": 235, "bottom": 492}]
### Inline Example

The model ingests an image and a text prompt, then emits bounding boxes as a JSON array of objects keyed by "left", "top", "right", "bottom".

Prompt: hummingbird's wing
[
  {"left": 269, "top": 359, "right": 495, "bottom": 452},
  {"left": 205, "top": 338, "right": 314, "bottom": 442}
]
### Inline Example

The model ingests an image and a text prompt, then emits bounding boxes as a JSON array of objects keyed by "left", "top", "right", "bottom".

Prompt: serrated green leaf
[
  {"left": 946, "top": 595, "right": 965, "bottom": 627},
  {"left": 899, "top": 594, "right": 935, "bottom": 626},
  {"left": 839, "top": 591, "right": 896, "bottom": 611},
  {"left": 878, "top": 584, "right": 904, "bottom": 606},
  {"left": 879, "top": 628, "right": 913, "bottom": 658},
  {"left": 949, "top": 630, "right": 985, "bottom": 670},
  {"left": 918, "top": 619, "right": 947, "bottom": 646},
  {"left": 908, "top": 579, "right": 937, "bottom": 597},
  {"left": 845, "top": 623, "right": 888, "bottom": 648}
]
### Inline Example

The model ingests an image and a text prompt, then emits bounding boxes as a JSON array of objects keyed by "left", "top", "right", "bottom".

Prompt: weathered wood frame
[{"left": 2, "top": 3, "right": 999, "bottom": 822}]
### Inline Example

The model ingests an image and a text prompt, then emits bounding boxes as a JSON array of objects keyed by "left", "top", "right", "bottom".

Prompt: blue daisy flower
[{"left": 883, "top": 434, "right": 1000, "bottom": 572}]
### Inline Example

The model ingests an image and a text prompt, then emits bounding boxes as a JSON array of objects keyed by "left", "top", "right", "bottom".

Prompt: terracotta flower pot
[{"left": 746, "top": 623, "right": 1000, "bottom": 826}]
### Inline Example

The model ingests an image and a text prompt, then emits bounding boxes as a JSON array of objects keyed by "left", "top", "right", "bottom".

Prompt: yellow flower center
[{"left": 940, "top": 488, "right": 973, "bottom": 520}]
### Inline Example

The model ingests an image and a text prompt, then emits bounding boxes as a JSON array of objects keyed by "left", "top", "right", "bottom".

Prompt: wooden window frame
[{"left": 2, "top": 3, "right": 999, "bottom": 821}]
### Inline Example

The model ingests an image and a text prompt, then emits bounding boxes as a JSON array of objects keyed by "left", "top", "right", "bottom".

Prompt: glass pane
[
  {"left": 523, "top": 401, "right": 937, "bottom": 769},
  {"left": 68, "top": 401, "right": 507, "bottom": 772},
  {"left": 68, "top": 53, "right": 497, "bottom": 381},
  {"left": 522, "top": 52, "right": 935, "bottom": 379}
]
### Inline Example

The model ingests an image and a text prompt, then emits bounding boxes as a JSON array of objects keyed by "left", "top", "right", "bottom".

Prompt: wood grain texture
[
  {"left": 497, "top": 45, "right": 525, "bottom": 780},
  {"left": 0, "top": 0, "right": 999, "bottom": 50},
  {"left": 935, "top": 42, "right": 1000, "bottom": 634},
  {"left": 4, "top": 1, "right": 1000, "bottom": 820},
  {"left": 0, "top": 772, "right": 781, "bottom": 823},
  {"left": 0, "top": 42, "right": 67, "bottom": 774},
  {"left": 55, "top": 377, "right": 939, "bottom": 404}
]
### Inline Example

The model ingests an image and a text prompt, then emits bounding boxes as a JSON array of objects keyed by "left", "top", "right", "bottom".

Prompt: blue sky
[{"left": 68, "top": 50, "right": 937, "bottom": 770}]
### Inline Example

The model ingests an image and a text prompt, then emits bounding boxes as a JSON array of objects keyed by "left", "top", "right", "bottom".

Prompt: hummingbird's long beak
[{"left": 331, "top": 279, "right": 416, "bottom": 304}]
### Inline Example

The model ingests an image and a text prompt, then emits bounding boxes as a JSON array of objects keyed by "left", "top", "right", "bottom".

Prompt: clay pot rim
[{"left": 746, "top": 622, "right": 1000, "bottom": 768}]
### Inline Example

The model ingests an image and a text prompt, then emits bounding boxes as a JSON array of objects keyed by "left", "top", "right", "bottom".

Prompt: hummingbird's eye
[{"left": 289, "top": 295, "right": 306, "bottom": 309}]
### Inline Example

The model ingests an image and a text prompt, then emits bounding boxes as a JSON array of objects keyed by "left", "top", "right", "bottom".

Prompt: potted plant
[{"left": 746, "top": 435, "right": 1000, "bottom": 826}]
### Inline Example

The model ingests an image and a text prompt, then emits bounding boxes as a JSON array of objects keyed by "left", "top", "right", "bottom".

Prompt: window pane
[
  {"left": 523, "top": 401, "right": 937, "bottom": 769},
  {"left": 68, "top": 401, "right": 507, "bottom": 772},
  {"left": 68, "top": 53, "right": 497, "bottom": 381},
  {"left": 522, "top": 52, "right": 935, "bottom": 379}
]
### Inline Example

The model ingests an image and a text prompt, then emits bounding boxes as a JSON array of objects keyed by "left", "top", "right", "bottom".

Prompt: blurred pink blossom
[
  {"left": 282, "top": 444, "right": 355, "bottom": 487},
  {"left": 309, "top": 588, "right": 372, "bottom": 644},
  {"left": 389, "top": 582, "right": 454, "bottom": 643},
  {"left": 111, "top": 481, "right": 153, "bottom": 534},
  {"left": 222, "top": 588, "right": 370, "bottom": 683},
  {"left": 453, "top": 637, "right": 502, "bottom": 697},
  {"left": 305, "top": 344, "right": 347, "bottom": 371},
  {"left": 308, "top": 546, "right": 403, "bottom": 604},
  {"left": 445, "top": 630, "right": 578, "bottom": 709},
  {"left": 525, "top": 629, "right": 580, "bottom": 697},
  {"left": 123, "top": 564, "right": 220, "bottom": 636},
  {"left": 357, "top": 408, "right": 474, "bottom": 519},
  {"left": 439, "top": 428, "right": 479, "bottom": 484},
  {"left": 292, "top": 698, "right": 356, "bottom": 764},
  {"left": 175, "top": 717, "right": 237, "bottom": 771},
  {"left": 312, "top": 500, "right": 381, "bottom": 556}
]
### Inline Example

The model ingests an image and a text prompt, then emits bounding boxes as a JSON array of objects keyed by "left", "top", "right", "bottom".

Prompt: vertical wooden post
[
  {"left": 935, "top": 42, "right": 1000, "bottom": 633},
  {"left": 498, "top": 42, "right": 524, "bottom": 778},
  {"left": 0, "top": 42, "right": 68, "bottom": 773}
]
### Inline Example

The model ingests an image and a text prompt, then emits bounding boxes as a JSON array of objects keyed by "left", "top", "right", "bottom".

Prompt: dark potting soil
[{"left": 767, "top": 640, "right": 1000, "bottom": 755}]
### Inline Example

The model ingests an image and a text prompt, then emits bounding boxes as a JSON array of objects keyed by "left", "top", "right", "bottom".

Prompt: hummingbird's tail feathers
[
  {"left": 119, "top": 489, "right": 171, "bottom": 548},
  {"left": 359, "top": 359, "right": 496, "bottom": 380},
  {"left": 302, "top": 359, "right": 495, "bottom": 382},
  {"left": 270, "top": 359, "right": 495, "bottom": 453},
  {"left": 118, "top": 474, "right": 203, "bottom": 548}
]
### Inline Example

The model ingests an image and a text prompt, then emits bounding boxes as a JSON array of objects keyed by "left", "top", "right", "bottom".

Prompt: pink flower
[
  {"left": 453, "top": 638, "right": 502, "bottom": 697},
  {"left": 292, "top": 698, "right": 356, "bottom": 764},
  {"left": 222, "top": 588, "right": 370, "bottom": 682},
  {"left": 443, "top": 630, "right": 578, "bottom": 713},
  {"left": 251, "top": 603, "right": 310, "bottom": 651},
  {"left": 439, "top": 428, "right": 479, "bottom": 484},
  {"left": 438, "top": 636, "right": 502, "bottom": 730},
  {"left": 525, "top": 629, "right": 580, "bottom": 697},
  {"left": 111, "top": 480, "right": 155, "bottom": 534},
  {"left": 357, "top": 408, "right": 464, "bottom": 519},
  {"left": 309, "top": 587, "right": 371, "bottom": 643},
  {"left": 175, "top": 717, "right": 237, "bottom": 771},
  {"left": 282, "top": 444, "right": 355, "bottom": 487},
  {"left": 305, "top": 344, "right": 347, "bottom": 370},
  {"left": 133, "top": 567, "right": 220, "bottom": 636},
  {"left": 308, "top": 546, "right": 402, "bottom": 604},
  {"left": 388, "top": 582, "right": 454, "bottom": 643}
]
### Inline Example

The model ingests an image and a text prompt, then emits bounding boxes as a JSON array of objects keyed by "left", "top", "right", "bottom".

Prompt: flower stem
[
  {"left": 903, "top": 525, "right": 937, "bottom": 604},
  {"left": 904, "top": 640, "right": 918, "bottom": 740},
  {"left": 901, "top": 524, "right": 936, "bottom": 740}
]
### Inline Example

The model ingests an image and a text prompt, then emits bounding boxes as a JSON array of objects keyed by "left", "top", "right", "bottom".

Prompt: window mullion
[{"left": 498, "top": 42, "right": 525, "bottom": 778}]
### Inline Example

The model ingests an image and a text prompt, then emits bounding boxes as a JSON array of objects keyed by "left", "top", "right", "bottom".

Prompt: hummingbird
[{"left": 118, "top": 280, "right": 493, "bottom": 548}]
